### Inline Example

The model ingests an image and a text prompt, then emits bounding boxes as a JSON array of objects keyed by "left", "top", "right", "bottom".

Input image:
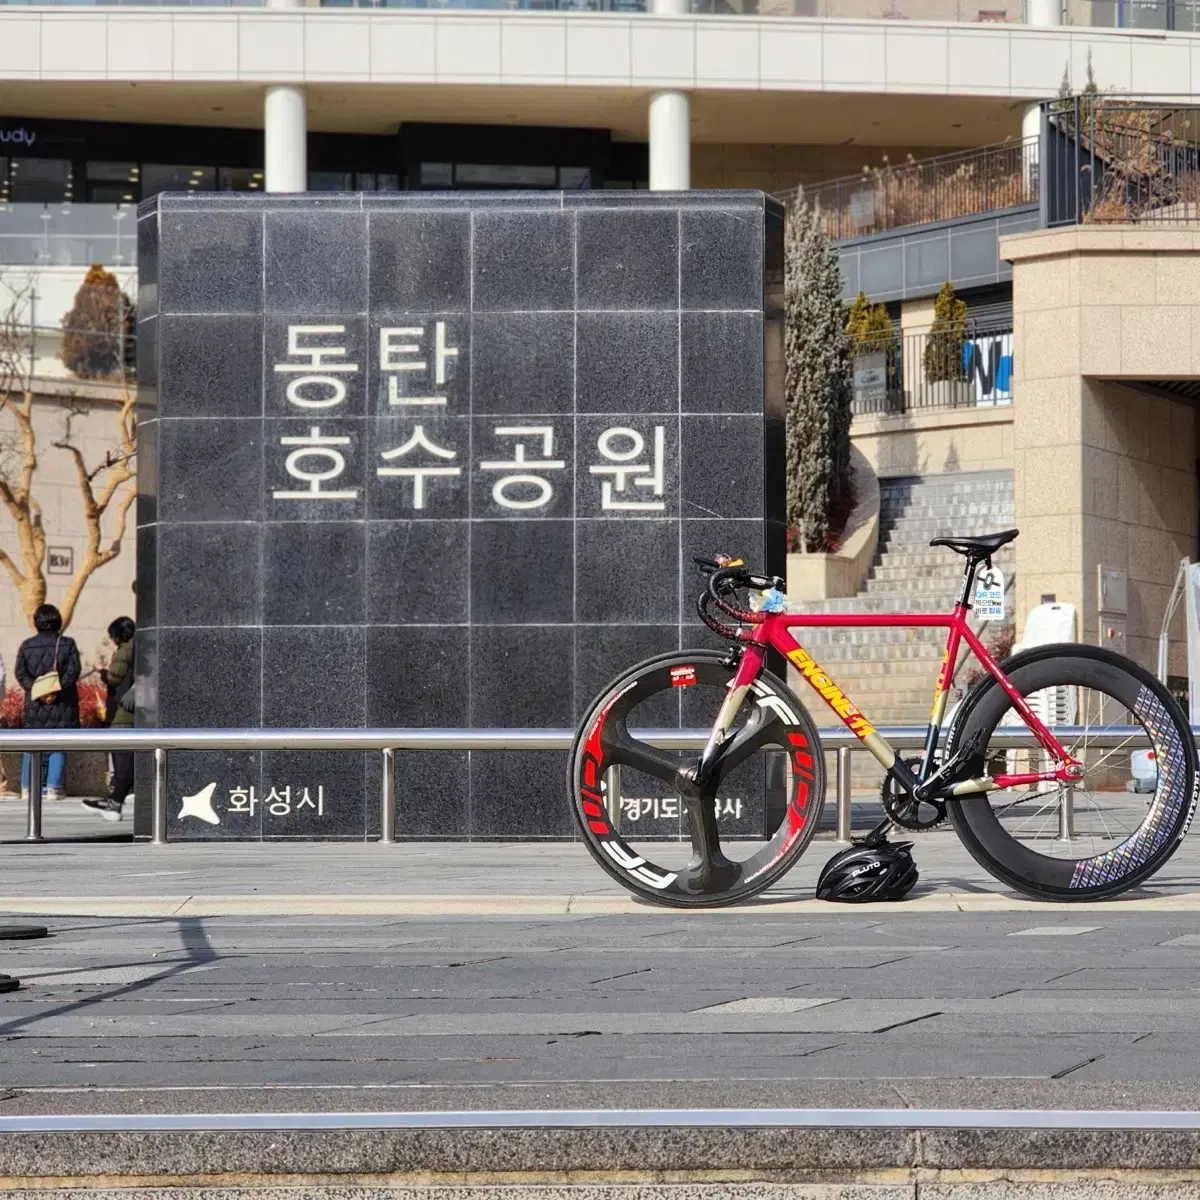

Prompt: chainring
[{"left": 881, "top": 758, "right": 948, "bottom": 831}]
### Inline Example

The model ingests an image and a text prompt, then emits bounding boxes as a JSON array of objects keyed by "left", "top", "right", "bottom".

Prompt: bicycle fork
[{"left": 694, "top": 643, "right": 765, "bottom": 790}]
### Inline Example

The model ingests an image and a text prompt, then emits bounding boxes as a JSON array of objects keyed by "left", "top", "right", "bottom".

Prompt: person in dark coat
[
  {"left": 14, "top": 604, "right": 81, "bottom": 802},
  {"left": 84, "top": 616, "right": 134, "bottom": 822}
]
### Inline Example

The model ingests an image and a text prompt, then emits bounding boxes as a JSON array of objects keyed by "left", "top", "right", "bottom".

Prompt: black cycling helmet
[{"left": 816, "top": 840, "right": 919, "bottom": 903}]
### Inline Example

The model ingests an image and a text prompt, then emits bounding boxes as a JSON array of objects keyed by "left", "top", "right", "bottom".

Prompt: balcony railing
[
  {"left": 0, "top": 0, "right": 1187, "bottom": 23},
  {"left": 1045, "top": 97, "right": 1200, "bottom": 225},
  {"left": 849, "top": 324, "right": 1013, "bottom": 418},
  {"left": 780, "top": 139, "right": 1038, "bottom": 243},
  {"left": 0, "top": 204, "right": 137, "bottom": 268}
]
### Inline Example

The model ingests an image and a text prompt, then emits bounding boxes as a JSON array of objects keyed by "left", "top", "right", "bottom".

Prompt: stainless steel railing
[{"left": 0, "top": 725, "right": 1161, "bottom": 847}]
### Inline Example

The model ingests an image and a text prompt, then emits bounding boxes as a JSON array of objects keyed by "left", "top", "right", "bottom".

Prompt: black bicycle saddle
[{"left": 929, "top": 528, "right": 1018, "bottom": 557}]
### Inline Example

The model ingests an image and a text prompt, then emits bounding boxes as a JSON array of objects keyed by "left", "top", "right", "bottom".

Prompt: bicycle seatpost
[{"left": 956, "top": 555, "right": 985, "bottom": 608}]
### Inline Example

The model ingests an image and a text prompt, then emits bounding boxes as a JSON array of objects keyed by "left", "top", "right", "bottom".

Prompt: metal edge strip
[{"left": 3, "top": 1109, "right": 1200, "bottom": 1133}]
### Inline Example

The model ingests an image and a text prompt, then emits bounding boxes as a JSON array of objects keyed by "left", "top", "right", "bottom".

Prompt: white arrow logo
[{"left": 178, "top": 782, "right": 220, "bottom": 825}]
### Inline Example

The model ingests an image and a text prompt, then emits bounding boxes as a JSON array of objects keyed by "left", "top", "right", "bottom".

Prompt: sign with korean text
[{"left": 141, "top": 192, "right": 784, "bottom": 840}]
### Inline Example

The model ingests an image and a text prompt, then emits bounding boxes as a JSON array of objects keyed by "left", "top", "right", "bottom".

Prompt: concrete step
[
  {"left": 868, "top": 563, "right": 990, "bottom": 582},
  {"left": 795, "top": 594, "right": 953, "bottom": 613},
  {"left": 791, "top": 640, "right": 947, "bottom": 660},
  {"left": 879, "top": 536, "right": 1016, "bottom": 554},
  {"left": 880, "top": 503, "right": 1015, "bottom": 522},
  {"left": 863, "top": 576, "right": 1000, "bottom": 596},
  {"left": 790, "top": 630, "right": 951, "bottom": 649},
  {"left": 870, "top": 550, "right": 1016, "bottom": 571},
  {"left": 880, "top": 486, "right": 1014, "bottom": 504},
  {"left": 879, "top": 514, "right": 1016, "bottom": 534},
  {"left": 879, "top": 467, "right": 1015, "bottom": 490}
]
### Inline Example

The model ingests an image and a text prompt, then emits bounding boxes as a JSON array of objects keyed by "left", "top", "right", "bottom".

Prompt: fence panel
[
  {"left": 1046, "top": 98, "right": 1200, "bottom": 225},
  {"left": 780, "top": 139, "right": 1038, "bottom": 242},
  {"left": 850, "top": 325, "right": 1013, "bottom": 418}
]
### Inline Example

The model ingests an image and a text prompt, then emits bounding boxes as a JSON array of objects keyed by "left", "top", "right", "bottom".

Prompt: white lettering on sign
[
  {"left": 273, "top": 324, "right": 359, "bottom": 409},
  {"left": 178, "top": 782, "right": 328, "bottom": 826},
  {"left": 273, "top": 426, "right": 357, "bottom": 501},
  {"left": 380, "top": 321, "right": 459, "bottom": 407},
  {"left": 589, "top": 426, "right": 665, "bottom": 512},
  {"left": 376, "top": 425, "right": 462, "bottom": 509},
  {"left": 478, "top": 425, "right": 566, "bottom": 510},
  {"left": 256, "top": 317, "right": 695, "bottom": 513},
  {"left": 0, "top": 128, "right": 36, "bottom": 147},
  {"left": 618, "top": 796, "right": 745, "bottom": 823},
  {"left": 972, "top": 566, "right": 1005, "bottom": 622}
]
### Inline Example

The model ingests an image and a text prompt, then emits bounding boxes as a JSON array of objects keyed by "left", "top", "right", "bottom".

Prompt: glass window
[
  {"left": 419, "top": 162, "right": 453, "bottom": 187},
  {"left": 219, "top": 167, "right": 265, "bottom": 191},
  {"left": 354, "top": 172, "right": 400, "bottom": 191},
  {"left": 309, "top": 170, "right": 353, "bottom": 192},
  {"left": 142, "top": 164, "right": 216, "bottom": 198},
  {"left": 6, "top": 157, "right": 73, "bottom": 203},
  {"left": 88, "top": 161, "right": 139, "bottom": 184},
  {"left": 455, "top": 164, "right": 557, "bottom": 186},
  {"left": 558, "top": 166, "right": 591, "bottom": 189},
  {"left": 88, "top": 184, "right": 137, "bottom": 205}
]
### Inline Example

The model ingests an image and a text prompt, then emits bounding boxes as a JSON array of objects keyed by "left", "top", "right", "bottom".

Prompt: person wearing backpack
[
  {"left": 14, "top": 603, "right": 81, "bottom": 803},
  {"left": 84, "top": 616, "right": 134, "bottom": 822}
]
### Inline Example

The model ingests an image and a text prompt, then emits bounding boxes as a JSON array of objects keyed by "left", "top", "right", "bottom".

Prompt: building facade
[{"left": 3, "top": 0, "right": 1200, "bottom": 740}]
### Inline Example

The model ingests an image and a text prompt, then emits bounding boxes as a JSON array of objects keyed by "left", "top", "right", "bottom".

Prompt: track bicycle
[{"left": 568, "top": 529, "right": 1199, "bottom": 906}]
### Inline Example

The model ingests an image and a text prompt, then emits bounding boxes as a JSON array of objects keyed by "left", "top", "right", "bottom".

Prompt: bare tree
[{"left": 0, "top": 279, "right": 137, "bottom": 632}]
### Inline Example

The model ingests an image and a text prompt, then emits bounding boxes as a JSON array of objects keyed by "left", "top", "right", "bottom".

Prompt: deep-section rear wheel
[
  {"left": 948, "top": 644, "right": 1198, "bottom": 901},
  {"left": 569, "top": 649, "right": 826, "bottom": 908}
]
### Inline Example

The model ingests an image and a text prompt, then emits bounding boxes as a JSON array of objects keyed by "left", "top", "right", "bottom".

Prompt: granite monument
[{"left": 135, "top": 190, "right": 785, "bottom": 840}]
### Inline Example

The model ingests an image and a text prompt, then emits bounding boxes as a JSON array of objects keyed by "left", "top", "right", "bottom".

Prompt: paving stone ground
[{"left": 5, "top": 809, "right": 1200, "bottom": 1113}]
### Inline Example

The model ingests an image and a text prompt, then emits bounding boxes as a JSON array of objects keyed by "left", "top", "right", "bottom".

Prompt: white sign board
[
  {"left": 848, "top": 190, "right": 876, "bottom": 229},
  {"left": 964, "top": 332, "right": 1013, "bottom": 407},
  {"left": 973, "top": 565, "right": 1005, "bottom": 621},
  {"left": 853, "top": 351, "right": 887, "bottom": 409}
]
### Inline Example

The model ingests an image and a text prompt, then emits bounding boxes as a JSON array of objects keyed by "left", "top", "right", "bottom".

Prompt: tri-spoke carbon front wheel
[{"left": 569, "top": 649, "right": 826, "bottom": 908}]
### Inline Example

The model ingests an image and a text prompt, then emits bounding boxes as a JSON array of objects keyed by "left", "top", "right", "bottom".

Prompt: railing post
[
  {"left": 1058, "top": 785, "right": 1075, "bottom": 841},
  {"left": 25, "top": 752, "right": 43, "bottom": 844},
  {"left": 151, "top": 747, "right": 168, "bottom": 845},
  {"left": 1038, "top": 103, "right": 1051, "bottom": 228},
  {"left": 836, "top": 746, "right": 852, "bottom": 842},
  {"left": 380, "top": 746, "right": 396, "bottom": 844}
]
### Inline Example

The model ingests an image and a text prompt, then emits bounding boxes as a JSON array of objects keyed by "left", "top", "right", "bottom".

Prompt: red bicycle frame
[{"left": 706, "top": 584, "right": 1082, "bottom": 798}]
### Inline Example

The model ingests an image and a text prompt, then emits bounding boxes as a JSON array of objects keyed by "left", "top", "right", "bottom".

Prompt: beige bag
[{"left": 30, "top": 637, "right": 62, "bottom": 704}]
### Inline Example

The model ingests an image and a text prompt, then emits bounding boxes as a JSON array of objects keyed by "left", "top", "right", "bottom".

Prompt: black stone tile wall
[{"left": 136, "top": 190, "right": 785, "bottom": 840}]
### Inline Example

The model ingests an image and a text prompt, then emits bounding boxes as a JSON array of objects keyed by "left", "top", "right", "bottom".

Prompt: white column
[
  {"left": 649, "top": 91, "right": 690, "bottom": 191},
  {"left": 1021, "top": 100, "right": 1042, "bottom": 191},
  {"left": 1026, "top": 0, "right": 1062, "bottom": 22},
  {"left": 648, "top": 0, "right": 689, "bottom": 191},
  {"left": 264, "top": 0, "right": 306, "bottom": 194},
  {"left": 264, "top": 86, "right": 307, "bottom": 193},
  {"left": 1021, "top": 102, "right": 1042, "bottom": 144}
]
